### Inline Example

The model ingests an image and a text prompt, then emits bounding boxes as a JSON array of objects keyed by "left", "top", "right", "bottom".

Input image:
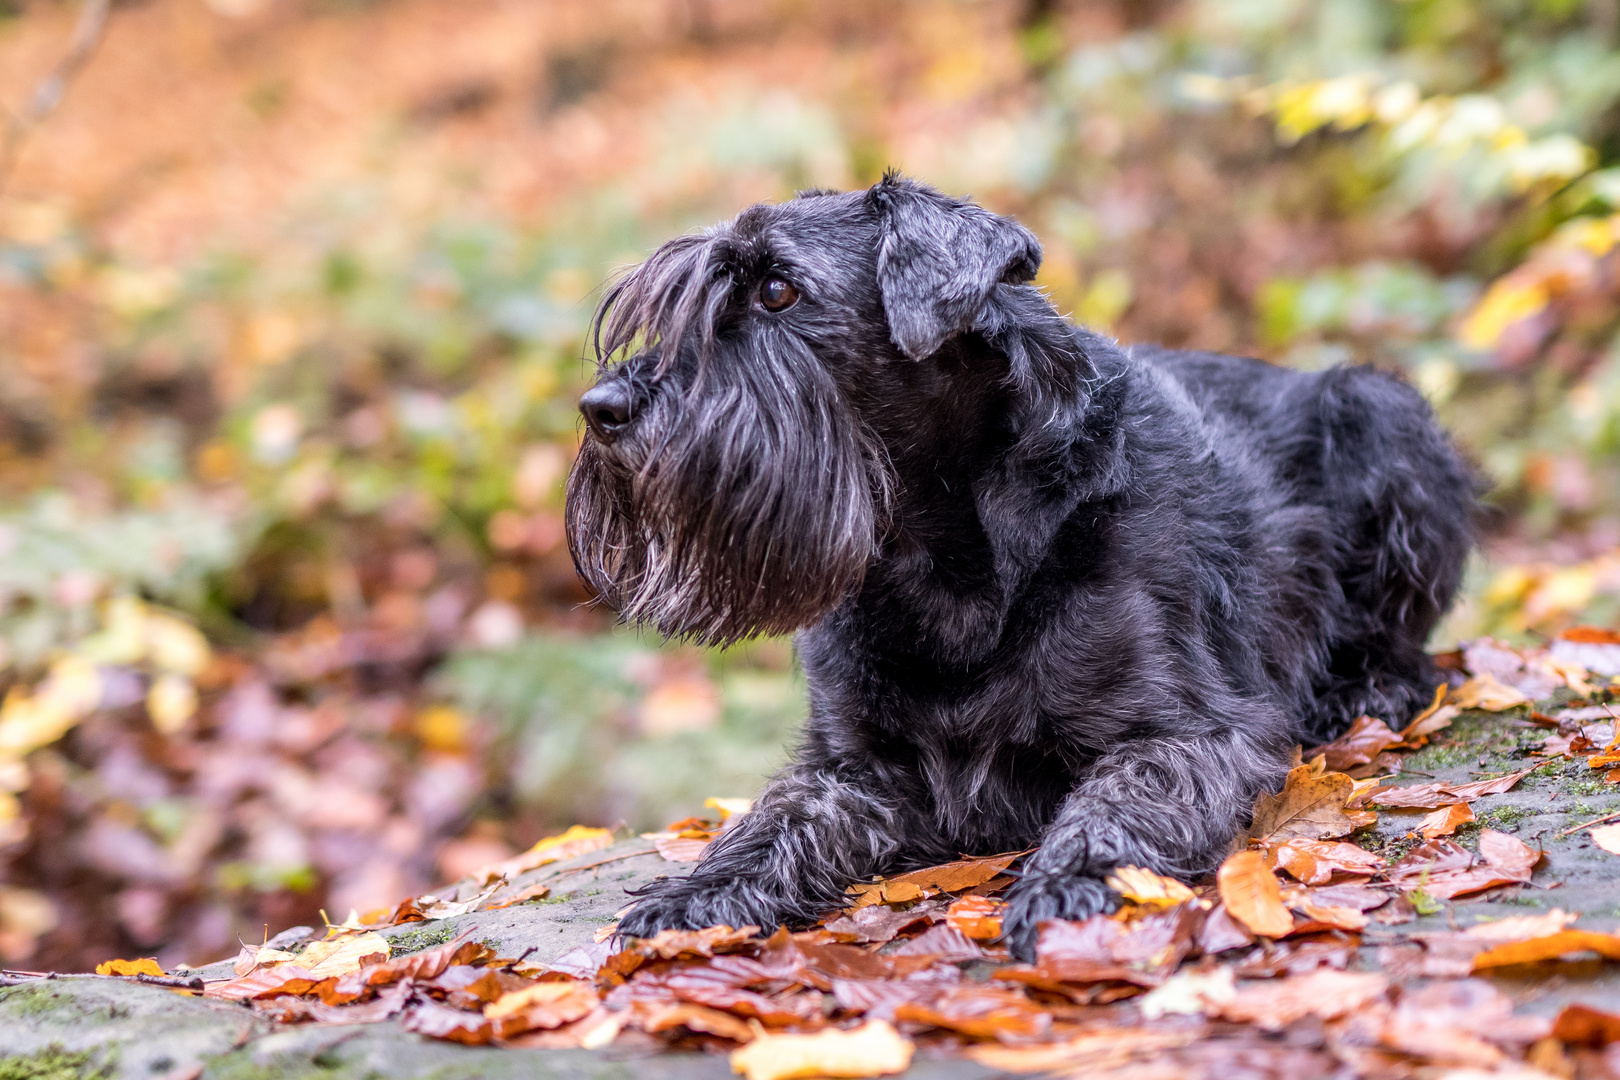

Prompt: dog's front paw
[
  {"left": 615, "top": 874, "right": 791, "bottom": 940},
  {"left": 1000, "top": 873, "right": 1119, "bottom": 962}
]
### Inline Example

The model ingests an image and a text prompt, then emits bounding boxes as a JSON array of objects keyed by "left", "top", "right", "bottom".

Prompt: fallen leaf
[
  {"left": 1386, "top": 831, "right": 1538, "bottom": 900},
  {"left": 728, "top": 1019, "right": 914, "bottom": 1080},
  {"left": 1105, "top": 865, "right": 1197, "bottom": 909},
  {"left": 1292, "top": 902, "right": 1368, "bottom": 931},
  {"left": 1550, "top": 626, "right": 1620, "bottom": 678},
  {"left": 1416, "top": 802, "right": 1475, "bottom": 839},
  {"left": 297, "top": 931, "right": 391, "bottom": 979},
  {"left": 1591, "top": 823, "right": 1620, "bottom": 855},
  {"left": 1217, "top": 851, "right": 1294, "bottom": 938},
  {"left": 1462, "top": 908, "right": 1578, "bottom": 942},
  {"left": 95, "top": 957, "right": 164, "bottom": 977},
  {"left": 944, "top": 895, "right": 1003, "bottom": 940},
  {"left": 1019, "top": 904, "right": 1199, "bottom": 986},
  {"left": 1249, "top": 764, "right": 1358, "bottom": 843},
  {"left": 1445, "top": 765, "right": 1544, "bottom": 800},
  {"left": 1550, "top": 1003, "right": 1620, "bottom": 1045},
  {"left": 484, "top": 979, "right": 598, "bottom": 1034},
  {"left": 1451, "top": 672, "right": 1530, "bottom": 711},
  {"left": 202, "top": 964, "right": 323, "bottom": 1001},
  {"left": 333, "top": 937, "right": 494, "bottom": 995},
  {"left": 402, "top": 999, "right": 496, "bottom": 1045},
  {"left": 1271, "top": 837, "right": 1385, "bottom": 884},
  {"left": 1310, "top": 715, "right": 1403, "bottom": 771},
  {"left": 822, "top": 900, "right": 943, "bottom": 944},
  {"left": 965, "top": 1028, "right": 1204, "bottom": 1074},
  {"left": 632, "top": 1001, "right": 755, "bottom": 1042},
  {"left": 1215, "top": 969, "right": 1388, "bottom": 1029},
  {"left": 1137, "top": 966, "right": 1236, "bottom": 1019},
  {"left": 705, "top": 797, "right": 752, "bottom": 821},
  {"left": 1369, "top": 764, "right": 1541, "bottom": 809},
  {"left": 844, "top": 852, "right": 1023, "bottom": 909},
  {"left": 1400, "top": 683, "right": 1460, "bottom": 742},
  {"left": 1195, "top": 904, "right": 1255, "bottom": 954},
  {"left": 1471, "top": 929, "right": 1620, "bottom": 968},
  {"left": 406, "top": 880, "right": 503, "bottom": 921},
  {"left": 654, "top": 835, "right": 710, "bottom": 862},
  {"left": 483, "top": 882, "right": 550, "bottom": 910},
  {"left": 627, "top": 924, "right": 761, "bottom": 959},
  {"left": 893, "top": 985, "right": 1050, "bottom": 1041}
]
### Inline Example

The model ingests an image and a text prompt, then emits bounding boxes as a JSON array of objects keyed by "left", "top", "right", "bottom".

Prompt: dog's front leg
[
  {"left": 1000, "top": 728, "right": 1288, "bottom": 961},
  {"left": 617, "top": 763, "right": 903, "bottom": 937}
]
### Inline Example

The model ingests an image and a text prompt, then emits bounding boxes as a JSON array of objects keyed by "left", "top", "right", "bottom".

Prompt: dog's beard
[{"left": 566, "top": 345, "right": 887, "bottom": 646}]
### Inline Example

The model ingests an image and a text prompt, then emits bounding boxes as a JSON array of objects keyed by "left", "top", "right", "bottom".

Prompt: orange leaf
[
  {"left": 1591, "top": 824, "right": 1620, "bottom": 855},
  {"left": 729, "top": 1019, "right": 913, "bottom": 1080},
  {"left": 1416, "top": 802, "right": 1475, "bottom": 839},
  {"left": 1104, "top": 865, "right": 1196, "bottom": 909},
  {"left": 845, "top": 852, "right": 1023, "bottom": 909},
  {"left": 95, "top": 957, "right": 164, "bottom": 977},
  {"left": 1272, "top": 838, "right": 1384, "bottom": 884},
  {"left": 1471, "top": 929, "right": 1620, "bottom": 969},
  {"left": 1216, "top": 850, "right": 1294, "bottom": 938},
  {"left": 1309, "top": 715, "right": 1402, "bottom": 771},
  {"left": 945, "top": 895, "right": 1004, "bottom": 940}
]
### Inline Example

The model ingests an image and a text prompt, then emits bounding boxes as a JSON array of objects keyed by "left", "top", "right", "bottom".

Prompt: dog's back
[{"left": 1134, "top": 345, "right": 1477, "bottom": 743}]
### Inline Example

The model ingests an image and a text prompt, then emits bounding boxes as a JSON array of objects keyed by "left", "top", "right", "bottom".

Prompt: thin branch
[{"left": 0, "top": 0, "right": 113, "bottom": 200}]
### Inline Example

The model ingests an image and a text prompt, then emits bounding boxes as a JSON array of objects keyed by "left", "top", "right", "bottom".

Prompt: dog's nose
[{"left": 580, "top": 381, "right": 634, "bottom": 441}]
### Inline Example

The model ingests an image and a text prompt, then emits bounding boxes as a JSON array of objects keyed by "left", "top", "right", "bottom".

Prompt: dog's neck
[{"left": 845, "top": 290, "right": 1131, "bottom": 666}]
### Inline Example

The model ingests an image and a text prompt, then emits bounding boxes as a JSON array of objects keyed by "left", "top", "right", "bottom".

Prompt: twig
[
  {"left": 541, "top": 848, "right": 660, "bottom": 880},
  {"left": 0, "top": 0, "right": 113, "bottom": 200},
  {"left": 0, "top": 970, "right": 204, "bottom": 990},
  {"left": 1553, "top": 808, "right": 1620, "bottom": 838}
]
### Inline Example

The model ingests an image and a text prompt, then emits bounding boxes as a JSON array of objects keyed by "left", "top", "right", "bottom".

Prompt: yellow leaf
[
  {"left": 1458, "top": 277, "right": 1548, "bottom": 351},
  {"left": 1450, "top": 673, "right": 1530, "bottom": 712},
  {"left": 705, "top": 797, "right": 752, "bottom": 822},
  {"left": 1105, "top": 865, "right": 1196, "bottom": 909},
  {"left": 96, "top": 957, "right": 164, "bottom": 977},
  {"left": 414, "top": 705, "right": 469, "bottom": 754},
  {"left": 145, "top": 613, "right": 211, "bottom": 676},
  {"left": 297, "top": 930, "right": 390, "bottom": 978},
  {"left": 729, "top": 1019, "right": 914, "bottom": 1080},
  {"left": 1217, "top": 850, "right": 1295, "bottom": 938},
  {"left": 1249, "top": 763, "right": 1357, "bottom": 843},
  {"left": 147, "top": 674, "right": 197, "bottom": 735}
]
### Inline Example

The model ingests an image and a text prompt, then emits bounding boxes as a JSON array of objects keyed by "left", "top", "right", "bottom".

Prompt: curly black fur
[{"left": 565, "top": 173, "right": 1477, "bottom": 959}]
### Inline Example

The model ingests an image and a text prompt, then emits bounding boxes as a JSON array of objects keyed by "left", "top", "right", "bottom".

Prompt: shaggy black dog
[{"left": 565, "top": 173, "right": 1475, "bottom": 958}]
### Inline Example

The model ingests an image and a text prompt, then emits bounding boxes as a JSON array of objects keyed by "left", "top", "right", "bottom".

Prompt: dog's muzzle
[{"left": 579, "top": 379, "right": 634, "bottom": 442}]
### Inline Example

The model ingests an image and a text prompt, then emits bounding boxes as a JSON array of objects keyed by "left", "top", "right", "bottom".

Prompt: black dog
[{"left": 565, "top": 173, "right": 1475, "bottom": 958}]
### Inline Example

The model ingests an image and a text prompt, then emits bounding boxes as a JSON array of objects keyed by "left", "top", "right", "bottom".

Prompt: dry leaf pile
[{"left": 57, "top": 631, "right": 1620, "bottom": 1078}]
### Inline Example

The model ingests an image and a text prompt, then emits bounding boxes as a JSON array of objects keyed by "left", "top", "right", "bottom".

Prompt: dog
[{"left": 565, "top": 173, "right": 1476, "bottom": 958}]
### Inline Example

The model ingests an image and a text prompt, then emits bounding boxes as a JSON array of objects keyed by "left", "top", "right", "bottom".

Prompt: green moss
[
  {"left": 0, "top": 1046, "right": 112, "bottom": 1080},
  {"left": 1478, "top": 804, "right": 1533, "bottom": 830},
  {"left": 0, "top": 987, "right": 128, "bottom": 1024},
  {"left": 383, "top": 925, "right": 455, "bottom": 955}
]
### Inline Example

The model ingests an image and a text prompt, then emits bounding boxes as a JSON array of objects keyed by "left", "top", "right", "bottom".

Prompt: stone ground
[{"left": 2, "top": 705, "right": 1618, "bottom": 1080}]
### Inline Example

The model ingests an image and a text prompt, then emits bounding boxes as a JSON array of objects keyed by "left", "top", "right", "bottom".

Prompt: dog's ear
[{"left": 867, "top": 173, "right": 1043, "bottom": 360}]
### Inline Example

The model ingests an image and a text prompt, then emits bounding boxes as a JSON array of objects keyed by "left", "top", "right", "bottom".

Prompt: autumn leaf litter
[{"left": 72, "top": 631, "right": 1620, "bottom": 1079}]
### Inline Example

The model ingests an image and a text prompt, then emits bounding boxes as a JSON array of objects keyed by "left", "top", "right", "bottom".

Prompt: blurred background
[{"left": 0, "top": 0, "right": 1617, "bottom": 973}]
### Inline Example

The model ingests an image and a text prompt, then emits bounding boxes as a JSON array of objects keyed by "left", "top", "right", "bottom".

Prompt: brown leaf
[
  {"left": 1215, "top": 969, "right": 1388, "bottom": 1030},
  {"left": 631, "top": 1001, "right": 755, "bottom": 1042},
  {"left": 885, "top": 923, "right": 990, "bottom": 962},
  {"left": 1022, "top": 903, "right": 1199, "bottom": 986},
  {"left": 1306, "top": 884, "right": 1392, "bottom": 911},
  {"left": 1551, "top": 1003, "right": 1620, "bottom": 1046},
  {"left": 1309, "top": 715, "right": 1402, "bottom": 771},
  {"left": 1217, "top": 851, "right": 1294, "bottom": 937},
  {"left": 1471, "top": 929, "right": 1620, "bottom": 969},
  {"left": 844, "top": 852, "right": 1024, "bottom": 909},
  {"left": 1399, "top": 683, "right": 1459, "bottom": 742},
  {"left": 1386, "top": 830, "right": 1537, "bottom": 900},
  {"left": 1461, "top": 908, "right": 1577, "bottom": 942},
  {"left": 1249, "top": 764, "right": 1357, "bottom": 843},
  {"left": 1369, "top": 764, "right": 1541, "bottom": 808},
  {"left": 402, "top": 999, "right": 496, "bottom": 1045},
  {"left": 728, "top": 1019, "right": 913, "bottom": 1080},
  {"left": 965, "top": 1027, "right": 1204, "bottom": 1075},
  {"left": 627, "top": 924, "right": 760, "bottom": 960},
  {"left": 344, "top": 937, "right": 494, "bottom": 991},
  {"left": 1194, "top": 904, "right": 1254, "bottom": 954},
  {"left": 653, "top": 835, "right": 710, "bottom": 863},
  {"left": 482, "top": 882, "right": 551, "bottom": 910},
  {"left": 1416, "top": 802, "right": 1475, "bottom": 839},
  {"left": 822, "top": 899, "right": 944, "bottom": 944},
  {"left": 1271, "top": 837, "right": 1385, "bottom": 884},
  {"left": 893, "top": 985, "right": 1050, "bottom": 1042},
  {"left": 202, "top": 964, "right": 322, "bottom": 1001}
]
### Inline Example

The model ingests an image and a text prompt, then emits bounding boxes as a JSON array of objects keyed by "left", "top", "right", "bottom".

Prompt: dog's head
[{"left": 565, "top": 173, "right": 1043, "bottom": 645}]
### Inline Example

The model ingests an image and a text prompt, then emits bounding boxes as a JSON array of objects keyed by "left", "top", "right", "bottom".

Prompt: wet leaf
[
  {"left": 1105, "top": 865, "right": 1196, "bottom": 909},
  {"left": 1387, "top": 830, "right": 1538, "bottom": 899},
  {"left": 893, "top": 985, "right": 1050, "bottom": 1042},
  {"left": 627, "top": 924, "right": 761, "bottom": 959},
  {"left": 1471, "top": 929, "right": 1620, "bottom": 968},
  {"left": 1217, "top": 851, "right": 1294, "bottom": 937},
  {"left": 632, "top": 1001, "right": 755, "bottom": 1042},
  {"left": 1416, "top": 802, "right": 1475, "bottom": 839},
  {"left": 1249, "top": 764, "right": 1357, "bottom": 843},
  {"left": 845, "top": 852, "right": 1023, "bottom": 909},
  {"left": 95, "top": 957, "right": 164, "bottom": 977},
  {"left": 1021, "top": 903, "right": 1199, "bottom": 985},
  {"left": 1550, "top": 1003, "right": 1620, "bottom": 1045},
  {"left": 1215, "top": 969, "right": 1388, "bottom": 1029},
  {"left": 402, "top": 999, "right": 496, "bottom": 1045},
  {"left": 728, "top": 1019, "right": 913, "bottom": 1080},
  {"left": 944, "top": 895, "right": 1003, "bottom": 940},
  {"left": 1272, "top": 837, "right": 1385, "bottom": 884}
]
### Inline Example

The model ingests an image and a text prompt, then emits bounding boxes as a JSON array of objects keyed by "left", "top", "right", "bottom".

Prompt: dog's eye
[{"left": 759, "top": 278, "right": 799, "bottom": 312}]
